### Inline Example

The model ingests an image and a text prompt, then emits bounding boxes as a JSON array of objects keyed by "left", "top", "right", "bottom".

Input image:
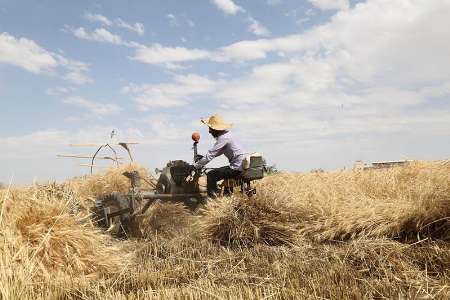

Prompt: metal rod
[
  {"left": 107, "top": 208, "right": 131, "bottom": 219},
  {"left": 69, "top": 143, "right": 103, "bottom": 147},
  {"left": 57, "top": 154, "right": 123, "bottom": 160},
  {"left": 140, "top": 192, "right": 206, "bottom": 200},
  {"left": 134, "top": 192, "right": 207, "bottom": 216},
  {"left": 105, "top": 143, "right": 119, "bottom": 166},
  {"left": 70, "top": 142, "right": 139, "bottom": 147},
  {"left": 91, "top": 145, "right": 106, "bottom": 175},
  {"left": 135, "top": 199, "right": 154, "bottom": 216},
  {"left": 193, "top": 142, "right": 198, "bottom": 162}
]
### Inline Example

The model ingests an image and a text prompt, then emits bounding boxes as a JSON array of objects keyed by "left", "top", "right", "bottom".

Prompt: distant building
[
  {"left": 370, "top": 160, "right": 413, "bottom": 169},
  {"left": 354, "top": 160, "right": 414, "bottom": 170}
]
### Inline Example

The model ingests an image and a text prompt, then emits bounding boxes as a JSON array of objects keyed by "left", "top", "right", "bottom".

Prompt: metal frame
[{"left": 58, "top": 140, "right": 138, "bottom": 174}]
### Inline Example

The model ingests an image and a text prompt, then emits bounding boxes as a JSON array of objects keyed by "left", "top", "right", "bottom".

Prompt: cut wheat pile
[
  {"left": 199, "top": 161, "right": 450, "bottom": 245},
  {"left": 1, "top": 161, "right": 449, "bottom": 299}
]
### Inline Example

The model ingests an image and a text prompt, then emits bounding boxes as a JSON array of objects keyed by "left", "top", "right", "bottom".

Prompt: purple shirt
[{"left": 195, "top": 131, "right": 246, "bottom": 171}]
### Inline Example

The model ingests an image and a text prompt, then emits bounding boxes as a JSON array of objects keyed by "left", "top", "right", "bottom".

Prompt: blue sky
[{"left": 1, "top": 0, "right": 450, "bottom": 184}]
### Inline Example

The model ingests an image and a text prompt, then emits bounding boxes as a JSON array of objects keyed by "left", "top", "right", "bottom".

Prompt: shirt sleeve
[{"left": 194, "top": 138, "right": 226, "bottom": 168}]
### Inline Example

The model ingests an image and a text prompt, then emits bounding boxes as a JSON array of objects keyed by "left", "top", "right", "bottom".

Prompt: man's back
[
  {"left": 214, "top": 131, "right": 245, "bottom": 171},
  {"left": 196, "top": 130, "right": 246, "bottom": 171}
]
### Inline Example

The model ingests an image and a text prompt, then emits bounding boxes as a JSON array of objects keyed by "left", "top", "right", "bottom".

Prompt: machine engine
[{"left": 155, "top": 160, "right": 206, "bottom": 207}]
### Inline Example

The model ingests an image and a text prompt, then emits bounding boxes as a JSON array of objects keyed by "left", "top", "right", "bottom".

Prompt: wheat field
[{"left": 0, "top": 161, "right": 449, "bottom": 299}]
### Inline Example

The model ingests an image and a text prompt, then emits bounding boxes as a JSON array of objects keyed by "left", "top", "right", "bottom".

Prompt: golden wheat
[{"left": 0, "top": 161, "right": 448, "bottom": 299}]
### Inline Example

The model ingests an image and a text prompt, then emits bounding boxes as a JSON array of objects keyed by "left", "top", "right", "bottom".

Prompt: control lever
[{"left": 191, "top": 132, "right": 201, "bottom": 163}]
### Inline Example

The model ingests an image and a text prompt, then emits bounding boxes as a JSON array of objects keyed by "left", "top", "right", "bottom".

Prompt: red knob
[{"left": 192, "top": 132, "right": 200, "bottom": 142}]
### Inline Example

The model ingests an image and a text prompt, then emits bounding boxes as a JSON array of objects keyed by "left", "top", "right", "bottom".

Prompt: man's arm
[{"left": 194, "top": 138, "right": 226, "bottom": 169}]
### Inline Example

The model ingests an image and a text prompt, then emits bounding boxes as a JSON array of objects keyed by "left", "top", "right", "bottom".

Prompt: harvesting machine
[{"left": 92, "top": 132, "right": 267, "bottom": 236}]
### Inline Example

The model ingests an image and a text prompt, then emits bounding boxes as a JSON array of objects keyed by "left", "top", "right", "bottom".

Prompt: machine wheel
[
  {"left": 156, "top": 173, "right": 172, "bottom": 194},
  {"left": 93, "top": 192, "right": 131, "bottom": 238}
]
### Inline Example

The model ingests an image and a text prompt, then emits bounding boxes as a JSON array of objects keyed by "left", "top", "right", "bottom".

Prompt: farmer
[{"left": 194, "top": 114, "right": 246, "bottom": 198}]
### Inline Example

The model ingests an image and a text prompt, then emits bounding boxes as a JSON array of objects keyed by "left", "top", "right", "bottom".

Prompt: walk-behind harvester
[{"left": 92, "top": 132, "right": 266, "bottom": 237}]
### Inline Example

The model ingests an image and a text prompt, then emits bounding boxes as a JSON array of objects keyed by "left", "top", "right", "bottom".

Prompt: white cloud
[
  {"left": 46, "top": 87, "right": 72, "bottom": 96},
  {"left": 72, "top": 27, "right": 123, "bottom": 45},
  {"left": 64, "top": 71, "right": 93, "bottom": 85},
  {"left": 187, "top": 19, "right": 195, "bottom": 28},
  {"left": 0, "top": 32, "right": 92, "bottom": 84},
  {"left": 56, "top": 55, "right": 93, "bottom": 85},
  {"left": 211, "top": 1, "right": 270, "bottom": 38},
  {"left": 138, "top": 114, "right": 193, "bottom": 142},
  {"left": 211, "top": 0, "right": 245, "bottom": 15},
  {"left": 0, "top": 32, "right": 57, "bottom": 73},
  {"left": 218, "top": 39, "right": 274, "bottom": 61},
  {"left": 215, "top": 63, "right": 294, "bottom": 105},
  {"left": 140, "top": 1, "right": 449, "bottom": 70},
  {"left": 246, "top": 17, "right": 271, "bottom": 37},
  {"left": 128, "top": 0, "right": 450, "bottom": 125},
  {"left": 286, "top": 8, "right": 315, "bottom": 26},
  {"left": 419, "top": 82, "right": 450, "bottom": 98},
  {"left": 166, "top": 14, "right": 195, "bottom": 28},
  {"left": 210, "top": 0, "right": 450, "bottom": 148},
  {"left": 122, "top": 74, "right": 215, "bottom": 110},
  {"left": 216, "top": 0, "right": 450, "bottom": 83},
  {"left": 131, "top": 44, "right": 211, "bottom": 65},
  {"left": 1, "top": 130, "right": 70, "bottom": 159},
  {"left": 167, "top": 14, "right": 180, "bottom": 27},
  {"left": 63, "top": 96, "right": 121, "bottom": 115},
  {"left": 116, "top": 18, "right": 145, "bottom": 36},
  {"left": 83, "top": 12, "right": 113, "bottom": 26},
  {"left": 216, "top": 29, "right": 327, "bottom": 61},
  {"left": 61, "top": 1, "right": 450, "bottom": 167},
  {"left": 83, "top": 12, "right": 145, "bottom": 36},
  {"left": 307, "top": 0, "right": 350, "bottom": 11}
]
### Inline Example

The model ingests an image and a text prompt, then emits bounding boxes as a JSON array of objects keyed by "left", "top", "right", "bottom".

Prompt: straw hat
[{"left": 201, "top": 114, "right": 232, "bottom": 131}]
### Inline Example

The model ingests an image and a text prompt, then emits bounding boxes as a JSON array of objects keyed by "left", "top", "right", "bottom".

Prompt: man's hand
[
  {"left": 193, "top": 162, "right": 202, "bottom": 170},
  {"left": 188, "top": 164, "right": 196, "bottom": 173}
]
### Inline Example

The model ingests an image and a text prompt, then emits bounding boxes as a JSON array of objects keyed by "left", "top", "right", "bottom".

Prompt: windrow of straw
[
  {"left": 136, "top": 202, "right": 194, "bottom": 239},
  {"left": 197, "top": 190, "right": 303, "bottom": 247},
  {"left": 198, "top": 161, "right": 450, "bottom": 246},
  {"left": 0, "top": 182, "right": 130, "bottom": 297}
]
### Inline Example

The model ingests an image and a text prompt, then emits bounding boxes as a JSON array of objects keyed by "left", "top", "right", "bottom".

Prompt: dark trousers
[{"left": 207, "top": 166, "right": 241, "bottom": 197}]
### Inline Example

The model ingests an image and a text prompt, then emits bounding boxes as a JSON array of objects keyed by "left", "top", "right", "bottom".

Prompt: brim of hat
[{"left": 201, "top": 119, "right": 232, "bottom": 130}]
